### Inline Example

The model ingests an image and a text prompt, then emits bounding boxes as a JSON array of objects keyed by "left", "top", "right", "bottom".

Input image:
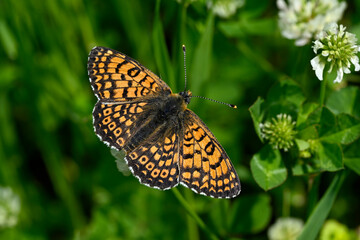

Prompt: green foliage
[{"left": 0, "top": 0, "right": 359, "bottom": 239}]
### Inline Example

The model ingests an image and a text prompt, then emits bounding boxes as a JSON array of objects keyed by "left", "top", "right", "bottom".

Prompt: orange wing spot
[
  {"left": 129, "top": 105, "right": 137, "bottom": 113},
  {"left": 151, "top": 169, "right": 160, "bottom": 178},
  {"left": 158, "top": 160, "right": 165, "bottom": 167},
  {"left": 170, "top": 168, "right": 177, "bottom": 175},
  {"left": 102, "top": 116, "right": 111, "bottom": 125},
  {"left": 113, "top": 112, "right": 120, "bottom": 118},
  {"left": 210, "top": 179, "right": 216, "bottom": 187},
  {"left": 104, "top": 75, "right": 109, "bottom": 80},
  {"left": 214, "top": 148, "right": 222, "bottom": 160},
  {"left": 165, "top": 137, "right": 172, "bottom": 144},
  {"left": 217, "top": 180, "right": 223, "bottom": 187},
  {"left": 150, "top": 146, "right": 158, "bottom": 153},
  {"left": 105, "top": 50, "right": 113, "bottom": 55},
  {"left": 116, "top": 138, "right": 124, "bottom": 146},
  {"left": 185, "top": 131, "right": 192, "bottom": 139},
  {"left": 95, "top": 83, "right": 102, "bottom": 90},
  {"left": 108, "top": 122, "right": 116, "bottom": 131},
  {"left": 193, "top": 155, "right": 201, "bottom": 169},
  {"left": 98, "top": 62, "right": 105, "bottom": 68},
  {"left": 126, "top": 87, "right": 138, "bottom": 98},
  {"left": 200, "top": 182, "right": 209, "bottom": 190},
  {"left": 193, "top": 129, "right": 205, "bottom": 141},
  {"left": 221, "top": 160, "right": 228, "bottom": 175},
  {"left": 192, "top": 181, "right": 200, "bottom": 187},
  {"left": 154, "top": 153, "right": 161, "bottom": 161},
  {"left": 116, "top": 81, "right": 130, "bottom": 88},
  {"left": 230, "top": 183, "right": 235, "bottom": 189},
  {"left": 193, "top": 171, "right": 200, "bottom": 178},
  {"left": 114, "top": 127, "right": 122, "bottom": 137},
  {"left": 216, "top": 166, "right": 222, "bottom": 177},
  {"left": 141, "top": 78, "right": 154, "bottom": 88},
  {"left": 146, "top": 163, "right": 155, "bottom": 171},
  {"left": 107, "top": 68, "right": 116, "bottom": 74},
  {"left": 101, "top": 57, "right": 107, "bottom": 62},
  {"left": 108, "top": 62, "right": 118, "bottom": 68},
  {"left": 104, "top": 81, "right": 112, "bottom": 89},
  {"left": 169, "top": 177, "right": 174, "bottom": 181},
  {"left": 129, "top": 152, "right": 138, "bottom": 159},
  {"left": 125, "top": 119, "right": 133, "bottom": 126},
  {"left": 99, "top": 68, "right": 105, "bottom": 74},
  {"left": 160, "top": 169, "right": 169, "bottom": 178},
  {"left": 201, "top": 136, "right": 211, "bottom": 149},
  {"left": 139, "top": 156, "right": 148, "bottom": 164},
  {"left": 210, "top": 169, "right": 216, "bottom": 179},
  {"left": 183, "top": 145, "right": 192, "bottom": 155},
  {"left": 113, "top": 89, "right": 124, "bottom": 98},
  {"left": 164, "top": 144, "right": 172, "bottom": 152},
  {"left": 183, "top": 158, "right": 193, "bottom": 169},
  {"left": 209, "top": 187, "right": 216, "bottom": 193},
  {"left": 165, "top": 159, "right": 173, "bottom": 167},
  {"left": 119, "top": 116, "right": 126, "bottom": 123},
  {"left": 202, "top": 175, "right": 209, "bottom": 183},
  {"left": 142, "top": 170, "right": 147, "bottom": 175},
  {"left": 138, "top": 102, "right": 147, "bottom": 107},
  {"left": 103, "top": 90, "right": 110, "bottom": 98},
  {"left": 103, "top": 129, "right": 108, "bottom": 134},
  {"left": 182, "top": 172, "right": 191, "bottom": 180},
  {"left": 111, "top": 74, "right": 122, "bottom": 80},
  {"left": 202, "top": 159, "right": 210, "bottom": 172},
  {"left": 95, "top": 75, "right": 102, "bottom": 82},
  {"left": 114, "top": 105, "right": 122, "bottom": 112},
  {"left": 224, "top": 186, "right": 230, "bottom": 191},
  {"left": 111, "top": 57, "right": 123, "bottom": 63}
]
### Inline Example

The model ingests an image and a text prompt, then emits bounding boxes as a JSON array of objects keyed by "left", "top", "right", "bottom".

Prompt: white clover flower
[
  {"left": 311, "top": 23, "right": 360, "bottom": 83},
  {"left": 0, "top": 186, "right": 21, "bottom": 228},
  {"left": 207, "top": 0, "right": 245, "bottom": 18},
  {"left": 260, "top": 114, "right": 297, "bottom": 151},
  {"left": 277, "top": 0, "right": 347, "bottom": 46},
  {"left": 268, "top": 217, "right": 304, "bottom": 240}
]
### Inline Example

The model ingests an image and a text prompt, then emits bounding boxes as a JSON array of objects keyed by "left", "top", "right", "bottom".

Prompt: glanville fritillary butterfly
[{"left": 87, "top": 46, "right": 241, "bottom": 198}]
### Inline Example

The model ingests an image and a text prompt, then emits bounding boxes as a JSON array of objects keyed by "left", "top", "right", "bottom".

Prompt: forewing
[
  {"left": 92, "top": 101, "right": 149, "bottom": 150},
  {"left": 88, "top": 46, "right": 171, "bottom": 101},
  {"left": 125, "top": 131, "right": 180, "bottom": 190},
  {"left": 179, "top": 110, "right": 241, "bottom": 198}
]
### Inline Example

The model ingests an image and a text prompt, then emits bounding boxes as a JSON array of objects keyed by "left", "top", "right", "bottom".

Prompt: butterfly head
[{"left": 179, "top": 90, "right": 192, "bottom": 105}]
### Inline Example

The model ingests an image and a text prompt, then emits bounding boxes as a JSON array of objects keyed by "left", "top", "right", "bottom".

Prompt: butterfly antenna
[
  {"left": 182, "top": 45, "right": 237, "bottom": 109},
  {"left": 192, "top": 95, "right": 237, "bottom": 109},
  {"left": 182, "top": 45, "right": 187, "bottom": 91}
]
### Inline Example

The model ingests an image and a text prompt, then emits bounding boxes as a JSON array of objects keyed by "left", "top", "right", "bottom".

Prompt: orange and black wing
[
  {"left": 125, "top": 130, "right": 180, "bottom": 190},
  {"left": 179, "top": 109, "right": 241, "bottom": 198},
  {"left": 88, "top": 46, "right": 171, "bottom": 102},
  {"left": 92, "top": 101, "right": 151, "bottom": 150}
]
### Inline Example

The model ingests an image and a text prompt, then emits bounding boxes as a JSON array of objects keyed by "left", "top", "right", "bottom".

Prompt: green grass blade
[
  {"left": 190, "top": 12, "right": 214, "bottom": 95},
  {"left": 152, "top": 0, "right": 175, "bottom": 89},
  {"left": 298, "top": 171, "right": 347, "bottom": 240}
]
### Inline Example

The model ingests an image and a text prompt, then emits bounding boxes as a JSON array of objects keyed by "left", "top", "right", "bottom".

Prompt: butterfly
[{"left": 87, "top": 46, "right": 241, "bottom": 198}]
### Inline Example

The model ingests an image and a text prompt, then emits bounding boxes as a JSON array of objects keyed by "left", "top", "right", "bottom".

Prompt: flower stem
[
  {"left": 172, "top": 188, "right": 220, "bottom": 240},
  {"left": 319, "top": 76, "right": 327, "bottom": 106}
]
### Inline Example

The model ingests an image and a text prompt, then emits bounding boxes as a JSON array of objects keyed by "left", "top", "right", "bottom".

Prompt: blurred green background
[{"left": 0, "top": 0, "right": 359, "bottom": 239}]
